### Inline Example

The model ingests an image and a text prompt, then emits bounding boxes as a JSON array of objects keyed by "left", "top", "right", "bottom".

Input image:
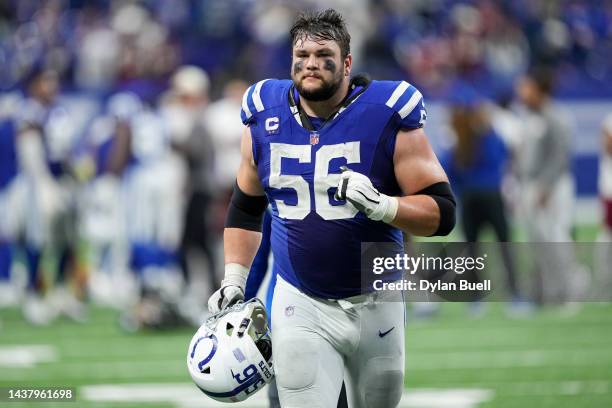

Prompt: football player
[
  {"left": 16, "top": 68, "right": 85, "bottom": 324},
  {"left": 120, "top": 106, "right": 188, "bottom": 330},
  {"left": 209, "top": 9, "right": 455, "bottom": 408},
  {"left": 79, "top": 92, "right": 141, "bottom": 308},
  {"left": 0, "top": 92, "right": 21, "bottom": 307}
]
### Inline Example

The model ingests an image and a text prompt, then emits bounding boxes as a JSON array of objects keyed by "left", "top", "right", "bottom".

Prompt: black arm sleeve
[
  {"left": 224, "top": 182, "right": 268, "bottom": 232},
  {"left": 415, "top": 182, "right": 456, "bottom": 236}
]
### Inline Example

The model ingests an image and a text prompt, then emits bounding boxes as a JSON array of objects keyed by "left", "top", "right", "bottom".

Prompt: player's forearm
[
  {"left": 220, "top": 178, "right": 267, "bottom": 290},
  {"left": 390, "top": 195, "right": 441, "bottom": 236},
  {"left": 224, "top": 227, "right": 262, "bottom": 269},
  {"left": 391, "top": 181, "right": 456, "bottom": 236},
  {"left": 219, "top": 227, "right": 262, "bottom": 291}
]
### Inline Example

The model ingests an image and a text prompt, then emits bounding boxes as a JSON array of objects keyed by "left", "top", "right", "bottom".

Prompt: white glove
[
  {"left": 335, "top": 166, "right": 398, "bottom": 223},
  {"left": 208, "top": 285, "right": 244, "bottom": 314},
  {"left": 207, "top": 264, "right": 248, "bottom": 313}
]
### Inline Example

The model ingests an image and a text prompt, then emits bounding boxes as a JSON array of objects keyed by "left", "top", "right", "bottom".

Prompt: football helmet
[{"left": 187, "top": 298, "right": 274, "bottom": 403}]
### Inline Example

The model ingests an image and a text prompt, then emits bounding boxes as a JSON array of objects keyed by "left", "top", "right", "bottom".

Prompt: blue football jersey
[
  {"left": 0, "top": 119, "right": 18, "bottom": 190},
  {"left": 241, "top": 79, "right": 426, "bottom": 299}
]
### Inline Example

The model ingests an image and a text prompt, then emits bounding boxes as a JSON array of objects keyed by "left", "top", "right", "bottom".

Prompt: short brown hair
[
  {"left": 290, "top": 9, "right": 351, "bottom": 59},
  {"left": 527, "top": 66, "right": 556, "bottom": 95}
]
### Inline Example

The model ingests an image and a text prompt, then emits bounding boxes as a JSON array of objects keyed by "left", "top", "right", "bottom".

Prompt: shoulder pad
[
  {"left": 240, "top": 79, "right": 291, "bottom": 125},
  {"left": 366, "top": 80, "right": 426, "bottom": 129}
]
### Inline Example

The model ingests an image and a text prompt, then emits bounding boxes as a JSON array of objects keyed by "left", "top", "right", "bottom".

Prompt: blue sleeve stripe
[
  {"left": 252, "top": 79, "right": 270, "bottom": 112},
  {"left": 385, "top": 81, "right": 410, "bottom": 109},
  {"left": 398, "top": 89, "right": 423, "bottom": 119}
]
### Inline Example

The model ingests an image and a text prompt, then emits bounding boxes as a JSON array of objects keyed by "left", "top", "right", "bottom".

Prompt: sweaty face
[{"left": 291, "top": 38, "right": 346, "bottom": 102}]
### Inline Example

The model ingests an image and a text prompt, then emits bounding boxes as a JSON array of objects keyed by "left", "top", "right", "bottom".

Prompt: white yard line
[
  {"left": 399, "top": 389, "right": 494, "bottom": 408},
  {"left": 0, "top": 360, "right": 186, "bottom": 381},
  {"left": 3, "top": 347, "right": 609, "bottom": 381},
  {"left": 479, "top": 380, "right": 611, "bottom": 396},
  {"left": 406, "top": 349, "right": 612, "bottom": 370},
  {"left": 0, "top": 345, "right": 57, "bottom": 368},
  {"left": 80, "top": 383, "right": 494, "bottom": 408}
]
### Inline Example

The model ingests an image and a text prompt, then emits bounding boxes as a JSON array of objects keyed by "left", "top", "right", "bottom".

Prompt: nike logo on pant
[{"left": 378, "top": 327, "right": 395, "bottom": 337}]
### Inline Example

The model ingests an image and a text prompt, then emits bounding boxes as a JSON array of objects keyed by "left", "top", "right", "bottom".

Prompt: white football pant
[{"left": 272, "top": 275, "right": 405, "bottom": 408}]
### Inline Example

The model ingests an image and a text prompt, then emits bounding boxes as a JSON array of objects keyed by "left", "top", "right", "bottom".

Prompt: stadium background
[{"left": 1, "top": 0, "right": 612, "bottom": 407}]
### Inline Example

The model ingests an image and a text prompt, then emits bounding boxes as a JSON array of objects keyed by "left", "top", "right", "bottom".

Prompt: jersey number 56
[{"left": 269, "top": 141, "right": 360, "bottom": 220}]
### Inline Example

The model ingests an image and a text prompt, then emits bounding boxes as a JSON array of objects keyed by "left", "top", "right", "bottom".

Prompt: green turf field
[{"left": 1, "top": 302, "right": 611, "bottom": 407}]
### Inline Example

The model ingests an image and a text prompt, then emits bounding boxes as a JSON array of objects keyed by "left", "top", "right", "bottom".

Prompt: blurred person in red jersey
[
  {"left": 595, "top": 114, "right": 612, "bottom": 297},
  {"left": 600, "top": 114, "right": 612, "bottom": 235}
]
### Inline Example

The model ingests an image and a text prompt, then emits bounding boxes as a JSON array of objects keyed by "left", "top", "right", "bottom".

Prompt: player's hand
[
  {"left": 335, "top": 166, "right": 398, "bottom": 223},
  {"left": 207, "top": 285, "right": 244, "bottom": 314}
]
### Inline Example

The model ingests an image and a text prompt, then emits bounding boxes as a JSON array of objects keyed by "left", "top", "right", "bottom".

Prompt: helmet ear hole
[
  {"left": 256, "top": 338, "right": 273, "bottom": 363},
  {"left": 201, "top": 366, "right": 211, "bottom": 374}
]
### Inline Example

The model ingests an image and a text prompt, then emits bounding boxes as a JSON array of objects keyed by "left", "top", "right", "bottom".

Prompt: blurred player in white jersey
[
  {"left": 0, "top": 92, "right": 22, "bottom": 307},
  {"left": 208, "top": 9, "right": 456, "bottom": 408},
  {"left": 79, "top": 92, "right": 142, "bottom": 308},
  {"left": 15, "top": 68, "right": 84, "bottom": 324},
  {"left": 120, "top": 103, "right": 188, "bottom": 330},
  {"left": 160, "top": 66, "right": 219, "bottom": 320}
]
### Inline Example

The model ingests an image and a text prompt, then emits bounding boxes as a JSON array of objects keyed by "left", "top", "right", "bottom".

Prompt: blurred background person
[
  {"left": 205, "top": 79, "right": 249, "bottom": 227},
  {"left": 119, "top": 103, "right": 188, "bottom": 331},
  {"left": 442, "top": 83, "right": 525, "bottom": 314},
  {"left": 203, "top": 79, "right": 249, "bottom": 301},
  {"left": 600, "top": 114, "right": 612, "bottom": 239},
  {"left": 15, "top": 67, "right": 85, "bottom": 325},
  {"left": 595, "top": 113, "right": 612, "bottom": 297},
  {"left": 488, "top": 90, "right": 527, "bottom": 233},
  {"left": 516, "top": 67, "right": 589, "bottom": 305},
  {"left": 77, "top": 92, "right": 143, "bottom": 309},
  {"left": 0, "top": 92, "right": 22, "bottom": 308},
  {"left": 160, "top": 65, "right": 217, "bottom": 323}
]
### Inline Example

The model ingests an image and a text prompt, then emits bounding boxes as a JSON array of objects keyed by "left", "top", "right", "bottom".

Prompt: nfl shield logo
[{"left": 310, "top": 132, "right": 319, "bottom": 145}]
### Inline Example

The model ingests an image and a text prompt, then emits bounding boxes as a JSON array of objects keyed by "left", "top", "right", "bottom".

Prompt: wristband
[
  {"left": 222, "top": 263, "right": 249, "bottom": 290},
  {"left": 380, "top": 195, "right": 399, "bottom": 224}
]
